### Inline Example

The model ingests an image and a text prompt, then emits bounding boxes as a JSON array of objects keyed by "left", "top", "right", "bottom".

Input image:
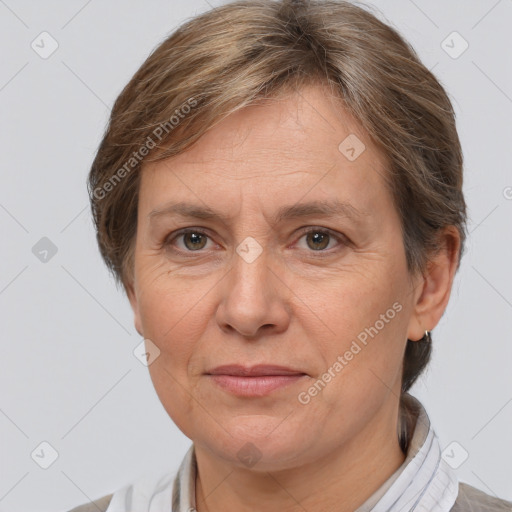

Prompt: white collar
[
  {"left": 355, "top": 393, "right": 459, "bottom": 512},
  {"left": 106, "top": 394, "right": 459, "bottom": 512}
]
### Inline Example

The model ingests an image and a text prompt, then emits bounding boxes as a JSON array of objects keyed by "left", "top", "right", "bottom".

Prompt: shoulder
[
  {"left": 451, "top": 482, "right": 512, "bottom": 511},
  {"left": 65, "top": 468, "right": 178, "bottom": 512},
  {"left": 66, "top": 493, "right": 113, "bottom": 512}
]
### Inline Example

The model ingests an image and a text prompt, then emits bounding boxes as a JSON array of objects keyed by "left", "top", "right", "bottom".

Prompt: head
[{"left": 89, "top": 0, "right": 466, "bottom": 467}]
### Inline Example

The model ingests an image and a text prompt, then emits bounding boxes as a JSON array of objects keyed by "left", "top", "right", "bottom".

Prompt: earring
[{"left": 407, "top": 330, "right": 431, "bottom": 343}]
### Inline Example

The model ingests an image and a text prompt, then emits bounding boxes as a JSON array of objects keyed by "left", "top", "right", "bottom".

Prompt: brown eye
[
  {"left": 305, "top": 231, "right": 331, "bottom": 251},
  {"left": 295, "top": 227, "right": 348, "bottom": 254},
  {"left": 163, "top": 229, "right": 214, "bottom": 254},
  {"left": 182, "top": 231, "right": 208, "bottom": 251}
]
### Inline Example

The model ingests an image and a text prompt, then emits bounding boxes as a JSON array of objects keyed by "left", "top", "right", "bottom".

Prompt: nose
[{"left": 215, "top": 247, "right": 291, "bottom": 339}]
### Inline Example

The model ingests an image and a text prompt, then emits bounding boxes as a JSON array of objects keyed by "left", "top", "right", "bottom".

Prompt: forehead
[{"left": 139, "top": 84, "right": 391, "bottom": 216}]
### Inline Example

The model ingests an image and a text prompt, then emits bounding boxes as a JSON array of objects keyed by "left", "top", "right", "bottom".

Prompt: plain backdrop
[{"left": 0, "top": 0, "right": 511, "bottom": 510}]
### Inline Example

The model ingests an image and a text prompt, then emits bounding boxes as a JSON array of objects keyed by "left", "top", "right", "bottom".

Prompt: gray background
[{"left": 0, "top": 0, "right": 511, "bottom": 510}]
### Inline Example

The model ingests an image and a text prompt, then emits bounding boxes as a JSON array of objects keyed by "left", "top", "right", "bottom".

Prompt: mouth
[
  {"left": 207, "top": 364, "right": 307, "bottom": 377},
  {"left": 205, "top": 365, "right": 308, "bottom": 397}
]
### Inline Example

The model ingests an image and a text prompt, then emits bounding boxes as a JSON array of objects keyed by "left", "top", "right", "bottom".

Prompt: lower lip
[{"left": 208, "top": 374, "right": 306, "bottom": 396}]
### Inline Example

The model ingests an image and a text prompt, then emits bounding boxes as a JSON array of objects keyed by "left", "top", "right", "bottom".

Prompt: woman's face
[{"left": 128, "top": 83, "right": 425, "bottom": 470}]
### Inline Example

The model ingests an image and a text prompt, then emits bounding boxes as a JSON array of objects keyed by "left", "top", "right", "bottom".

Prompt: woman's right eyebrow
[{"left": 149, "top": 201, "right": 223, "bottom": 221}]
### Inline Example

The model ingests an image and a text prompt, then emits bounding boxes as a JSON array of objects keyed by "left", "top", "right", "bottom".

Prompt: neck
[{"left": 194, "top": 399, "right": 407, "bottom": 512}]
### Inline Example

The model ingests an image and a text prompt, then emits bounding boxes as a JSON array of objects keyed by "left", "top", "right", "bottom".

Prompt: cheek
[
  {"left": 137, "top": 274, "right": 212, "bottom": 433},
  {"left": 135, "top": 268, "right": 216, "bottom": 388},
  {"left": 294, "top": 309, "right": 407, "bottom": 446},
  {"left": 295, "top": 257, "right": 409, "bottom": 401},
  {"left": 297, "top": 254, "right": 407, "bottom": 343},
  {"left": 137, "top": 258, "right": 207, "bottom": 333}
]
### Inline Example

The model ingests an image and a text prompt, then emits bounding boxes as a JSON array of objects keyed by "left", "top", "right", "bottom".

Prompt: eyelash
[{"left": 162, "top": 227, "right": 349, "bottom": 257}]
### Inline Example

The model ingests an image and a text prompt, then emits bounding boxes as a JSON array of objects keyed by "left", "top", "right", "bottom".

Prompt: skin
[{"left": 126, "top": 83, "right": 460, "bottom": 512}]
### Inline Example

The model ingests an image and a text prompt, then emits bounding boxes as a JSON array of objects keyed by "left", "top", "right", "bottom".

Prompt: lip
[
  {"left": 207, "top": 364, "right": 306, "bottom": 377},
  {"left": 206, "top": 365, "right": 307, "bottom": 397}
]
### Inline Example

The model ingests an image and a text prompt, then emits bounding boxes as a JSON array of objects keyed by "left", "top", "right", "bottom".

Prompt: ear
[
  {"left": 407, "top": 226, "right": 461, "bottom": 341},
  {"left": 125, "top": 279, "right": 143, "bottom": 337}
]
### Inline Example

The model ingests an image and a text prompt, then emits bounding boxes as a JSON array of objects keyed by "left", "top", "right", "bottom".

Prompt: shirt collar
[{"left": 355, "top": 393, "right": 459, "bottom": 511}]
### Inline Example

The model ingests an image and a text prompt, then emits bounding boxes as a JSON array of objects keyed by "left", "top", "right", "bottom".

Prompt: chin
[{"left": 193, "top": 416, "right": 322, "bottom": 471}]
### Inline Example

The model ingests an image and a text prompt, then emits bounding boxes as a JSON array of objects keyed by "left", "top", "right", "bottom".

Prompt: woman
[{"left": 71, "top": 0, "right": 511, "bottom": 510}]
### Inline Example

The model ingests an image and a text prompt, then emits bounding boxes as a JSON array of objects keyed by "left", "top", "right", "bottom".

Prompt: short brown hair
[{"left": 88, "top": 0, "right": 467, "bottom": 426}]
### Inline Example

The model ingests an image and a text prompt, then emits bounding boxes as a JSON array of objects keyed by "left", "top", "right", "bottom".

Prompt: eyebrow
[{"left": 148, "top": 199, "right": 369, "bottom": 225}]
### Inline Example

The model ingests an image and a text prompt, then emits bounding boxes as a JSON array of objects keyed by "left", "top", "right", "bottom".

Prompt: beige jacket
[{"left": 68, "top": 483, "right": 512, "bottom": 511}]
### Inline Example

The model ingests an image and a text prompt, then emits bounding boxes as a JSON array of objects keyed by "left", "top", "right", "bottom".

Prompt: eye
[
  {"left": 295, "top": 227, "right": 347, "bottom": 252},
  {"left": 165, "top": 229, "right": 214, "bottom": 253}
]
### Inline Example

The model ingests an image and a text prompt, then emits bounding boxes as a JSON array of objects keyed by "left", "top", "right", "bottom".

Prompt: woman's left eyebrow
[{"left": 272, "top": 200, "right": 369, "bottom": 224}]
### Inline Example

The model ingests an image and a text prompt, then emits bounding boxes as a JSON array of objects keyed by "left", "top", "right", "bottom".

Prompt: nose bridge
[
  {"left": 216, "top": 237, "right": 288, "bottom": 337},
  {"left": 230, "top": 237, "right": 271, "bottom": 304},
  {"left": 229, "top": 206, "right": 272, "bottom": 285}
]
